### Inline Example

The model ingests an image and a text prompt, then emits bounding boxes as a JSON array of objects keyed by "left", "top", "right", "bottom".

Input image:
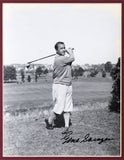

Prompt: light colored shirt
[{"left": 53, "top": 55, "right": 75, "bottom": 86}]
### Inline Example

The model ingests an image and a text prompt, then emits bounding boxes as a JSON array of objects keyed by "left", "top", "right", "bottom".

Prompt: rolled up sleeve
[{"left": 62, "top": 56, "right": 75, "bottom": 64}]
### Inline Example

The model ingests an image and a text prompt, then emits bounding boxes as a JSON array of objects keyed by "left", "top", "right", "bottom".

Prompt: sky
[{"left": 3, "top": 3, "right": 121, "bottom": 65}]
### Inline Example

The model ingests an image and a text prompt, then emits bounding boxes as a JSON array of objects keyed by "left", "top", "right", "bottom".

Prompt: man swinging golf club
[{"left": 45, "top": 42, "right": 75, "bottom": 133}]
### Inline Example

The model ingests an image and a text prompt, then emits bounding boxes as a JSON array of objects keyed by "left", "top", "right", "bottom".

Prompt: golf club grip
[{"left": 27, "top": 54, "right": 56, "bottom": 64}]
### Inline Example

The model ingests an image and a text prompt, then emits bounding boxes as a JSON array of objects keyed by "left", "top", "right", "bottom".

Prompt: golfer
[{"left": 45, "top": 42, "right": 75, "bottom": 133}]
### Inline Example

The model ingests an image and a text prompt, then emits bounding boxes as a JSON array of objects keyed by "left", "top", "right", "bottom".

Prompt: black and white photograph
[{"left": 3, "top": 3, "right": 121, "bottom": 156}]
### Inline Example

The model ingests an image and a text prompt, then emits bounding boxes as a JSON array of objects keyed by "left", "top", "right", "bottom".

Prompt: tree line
[{"left": 3, "top": 61, "right": 114, "bottom": 82}]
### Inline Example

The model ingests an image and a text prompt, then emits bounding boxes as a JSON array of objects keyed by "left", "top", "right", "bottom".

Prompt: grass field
[{"left": 3, "top": 77, "right": 120, "bottom": 156}]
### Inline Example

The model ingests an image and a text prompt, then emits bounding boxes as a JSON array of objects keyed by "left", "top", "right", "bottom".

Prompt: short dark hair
[{"left": 54, "top": 42, "right": 65, "bottom": 50}]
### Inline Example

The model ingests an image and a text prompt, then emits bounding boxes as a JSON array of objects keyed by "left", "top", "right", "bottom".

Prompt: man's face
[{"left": 56, "top": 44, "right": 66, "bottom": 56}]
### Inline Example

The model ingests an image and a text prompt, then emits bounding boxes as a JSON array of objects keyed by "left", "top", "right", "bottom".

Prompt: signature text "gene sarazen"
[{"left": 61, "top": 131, "right": 114, "bottom": 144}]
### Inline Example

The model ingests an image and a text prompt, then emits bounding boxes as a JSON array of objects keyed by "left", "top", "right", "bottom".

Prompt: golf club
[
  {"left": 26, "top": 54, "right": 56, "bottom": 68},
  {"left": 26, "top": 48, "right": 74, "bottom": 68}
]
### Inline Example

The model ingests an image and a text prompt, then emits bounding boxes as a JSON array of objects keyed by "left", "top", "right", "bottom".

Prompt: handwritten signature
[{"left": 61, "top": 130, "right": 114, "bottom": 144}]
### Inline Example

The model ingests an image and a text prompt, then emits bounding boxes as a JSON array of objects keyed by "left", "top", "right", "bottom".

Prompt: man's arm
[{"left": 63, "top": 48, "right": 75, "bottom": 64}]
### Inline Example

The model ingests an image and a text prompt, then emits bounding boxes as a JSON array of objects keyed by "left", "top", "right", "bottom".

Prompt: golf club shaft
[
  {"left": 27, "top": 48, "right": 74, "bottom": 64},
  {"left": 27, "top": 54, "right": 56, "bottom": 64}
]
